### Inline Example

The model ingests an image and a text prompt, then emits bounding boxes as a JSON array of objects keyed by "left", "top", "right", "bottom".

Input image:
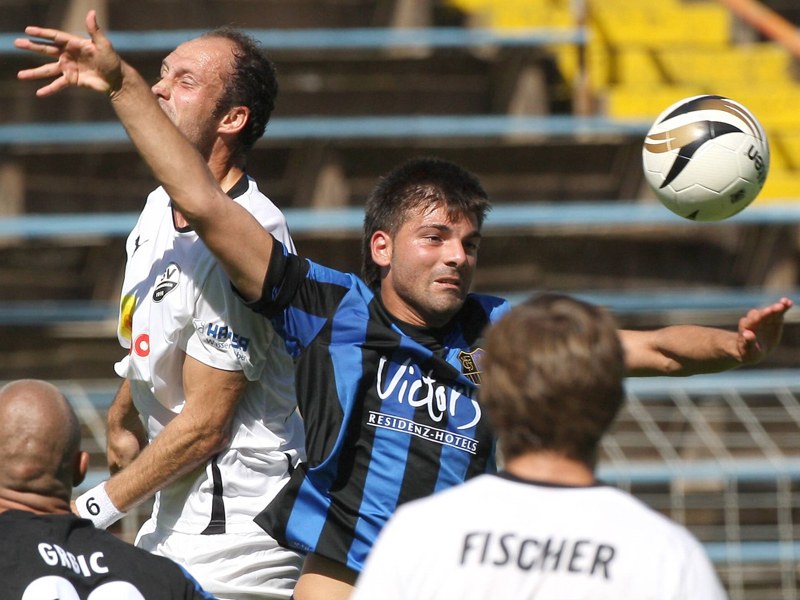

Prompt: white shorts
[{"left": 136, "top": 518, "right": 303, "bottom": 600}]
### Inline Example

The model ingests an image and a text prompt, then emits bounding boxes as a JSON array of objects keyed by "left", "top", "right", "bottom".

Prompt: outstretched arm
[
  {"left": 16, "top": 10, "right": 271, "bottom": 301},
  {"left": 621, "top": 297, "right": 793, "bottom": 376}
]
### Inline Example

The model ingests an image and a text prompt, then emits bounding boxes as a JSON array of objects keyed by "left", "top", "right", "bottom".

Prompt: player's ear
[
  {"left": 218, "top": 105, "right": 249, "bottom": 135},
  {"left": 371, "top": 230, "right": 392, "bottom": 267},
  {"left": 73, "top": 450, "right": 90, "bottom": 487}
]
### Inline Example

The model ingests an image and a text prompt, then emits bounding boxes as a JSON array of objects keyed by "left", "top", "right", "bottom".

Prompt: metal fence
[{"left": 45, "top": 369, "right": 800, "bottom": 598}]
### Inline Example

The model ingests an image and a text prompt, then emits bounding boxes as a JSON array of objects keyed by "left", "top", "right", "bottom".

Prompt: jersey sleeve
[
  {"left": 184, "top": 262, "right": 275, "bottom": 381},
  {"left": 243, "top": 240, "right": 367, "bottom": 357}
]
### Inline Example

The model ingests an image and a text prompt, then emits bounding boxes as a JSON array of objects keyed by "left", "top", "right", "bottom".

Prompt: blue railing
[
  {"left": 2, "top": 200, "right": 800, "bottom": 240},
  {"left": 0, "top": 114, "right": 652, "bottom": 147},
  {"left": 0, "top": 202, "right": 797, "bottom": 324},
  {"left": 1, "top": 26, "right": 586, "bottom": 55}
]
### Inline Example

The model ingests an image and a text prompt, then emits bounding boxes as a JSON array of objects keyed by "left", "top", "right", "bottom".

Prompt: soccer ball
[{"left": 642, "top": 95, "right": 769, "bottom": 221}]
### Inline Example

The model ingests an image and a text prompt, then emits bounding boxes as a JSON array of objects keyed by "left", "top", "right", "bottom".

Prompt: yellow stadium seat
[{"left": 448, "top": 0, "right": 800, "bottom": 198}]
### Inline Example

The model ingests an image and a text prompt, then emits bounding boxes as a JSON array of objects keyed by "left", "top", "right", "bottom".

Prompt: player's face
[
  {"left": 376, "top": 203, "right": 481, "bottom": 328},
  {"left": 151, "top": 36, "right": 233, "bottom": 156}
]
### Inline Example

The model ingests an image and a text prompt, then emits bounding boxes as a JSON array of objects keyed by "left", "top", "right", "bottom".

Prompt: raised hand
[
  {"left": 737, "top": 297, "right": 794, "bottom": 365},
  {"left": 15, "top": 10, "right": 122, "bottom": 97}
]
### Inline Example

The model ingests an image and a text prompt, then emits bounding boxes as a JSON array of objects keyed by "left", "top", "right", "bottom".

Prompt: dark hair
[
  {"left": 361, "top": 157, "right": 491, "bottom": 289},
  {"left": 203, "top": 28, "right": 278, "bottom": 157},
  {"left": 480, "top": 293, "right": 625, "bottom": 467}
]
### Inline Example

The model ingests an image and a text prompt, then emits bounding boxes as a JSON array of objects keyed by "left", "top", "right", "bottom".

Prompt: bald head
[{"left": 0, "top": 380, "right": 83, "bottom": 504}]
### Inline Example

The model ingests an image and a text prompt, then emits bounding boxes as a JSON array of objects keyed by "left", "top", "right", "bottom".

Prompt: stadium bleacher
[{"left": 1, "top": 0, "right": 799, "bottom": 596}]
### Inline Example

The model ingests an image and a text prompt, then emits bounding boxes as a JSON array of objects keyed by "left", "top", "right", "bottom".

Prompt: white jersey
[
  {"left": 353, "top": 472, "right": 728, "bottom": 600},
  {"left": 116, "top": 175, "right": 305, "bottom": 535}
]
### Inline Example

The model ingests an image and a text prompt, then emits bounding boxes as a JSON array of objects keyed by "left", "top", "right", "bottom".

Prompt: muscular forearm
[
  {"left": 104, "top": 411, "right": 230, "bottom": 512},
  {"left": 104, "top": 356, "right": 245, "bottom": 512},
  {"left": 621, "top": 326, "right": 741, "bottom": 377},
  {"left": 622, "top": 298, "right": 792, "bottom": 377}
]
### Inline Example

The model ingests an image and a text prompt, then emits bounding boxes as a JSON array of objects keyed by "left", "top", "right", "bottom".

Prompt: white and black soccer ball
[{"left": 642, "top": 95, "right": 769, "bottom": 221}]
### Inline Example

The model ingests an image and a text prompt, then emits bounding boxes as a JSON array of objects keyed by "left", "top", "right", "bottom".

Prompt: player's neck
[
  {"left": 217, "top": 166, "right": 246, "bottom": 193},
  {"left": 503, "top": 451, "right": 595, "bottom": 486},
  {"left": 0, "top": 487, "right": 72, "bottom": 515},
  {"left": 207, "top": 145, "right": 245, "bottom": 188}
]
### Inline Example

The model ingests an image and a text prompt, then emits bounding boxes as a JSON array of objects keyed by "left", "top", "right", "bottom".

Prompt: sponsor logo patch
[{"left": 193, "top": 319, "right": 251, "bottom": 359}]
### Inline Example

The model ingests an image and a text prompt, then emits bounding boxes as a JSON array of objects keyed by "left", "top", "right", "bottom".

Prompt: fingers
[
  {"left": 22, "top": 25, "right": 79, "bottom": 47},
  {"left": 85, "top": 9, "right": 110, "bottom": 50},
  {"left": 17, "top": 61, "right": 64, "bottom": 81},
  {"left": 777, "top": 297, "right": 794, "bottom": 312},
  {"left": 86, "top": 9, "right": 100, "bottom": 38},
  {"left": 13, "top": 38, "right": 69, "bottom": 65},
  {"left": 740, "top": 300, "right": 791, "bottom": 329},
  {"left": 33, "top": 77, "right": 70, "bottom": 98},
  {"left": 17, "top": 62, "right": 69, "bottom": 97},
  {"left": 739, "top": 328, "right": 756, "bottom": 343}
]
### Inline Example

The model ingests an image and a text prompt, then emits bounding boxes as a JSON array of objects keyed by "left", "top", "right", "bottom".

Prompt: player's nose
[
  {"left": 444, "top": 240, "right": 467, "bottom": 266},
  {"left": 151, "top": 77, "right": 169, "bottom": 98}
]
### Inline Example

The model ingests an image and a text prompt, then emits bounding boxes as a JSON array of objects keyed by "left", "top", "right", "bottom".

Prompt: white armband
[{"left": 75, "top": 481, "right": 126, "bottom": 529}]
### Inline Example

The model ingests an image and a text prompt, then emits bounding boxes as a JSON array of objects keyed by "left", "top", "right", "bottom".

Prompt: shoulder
[
  {"left": 592, "top": 485, "right": 710, "bottom": 551},
  {"left": 236, "top": 177, "right": 294, "bottom": 246},
  {"left": 449, "top": 294, "right": 510, "bottom": 340},
  {"left": 464, "top": 294, "right": 511, "bottom": 321},
  {"left": 139, "top": 187, "right": 170, "bottom": 218},
  {"left": 148, "top": 186, "right": 169, "bottom": 202},
  {"left": 305, "top": 260, "right": 367, "bottom": 289}
]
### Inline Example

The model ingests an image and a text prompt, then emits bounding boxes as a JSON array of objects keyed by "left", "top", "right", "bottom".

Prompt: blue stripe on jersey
[
  {"left": 274, "top": 261, "right": 359, "bottom": 356},
  {"left": 329, "top": 286, "right": 372, "bottom": 411},
  {"left": 351, "top": 354, "right": 421, "bottom": 565},
  {"left": 277, "top": 308, "right": 328, "bottom": 357},
  {"left": 282, "top": 271, "right": 375, "bottom": 555},
  {"left": 284, "top": 475, "right": 329, "bottom": 554},
  {"left": 350, "top": 411, "right": 414, "bottom": 568}
]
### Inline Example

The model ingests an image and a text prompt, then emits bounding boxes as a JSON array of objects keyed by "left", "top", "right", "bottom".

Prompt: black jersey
[
  {"left": 251, "top": 243, "right": 510, "bottom": 572},
  {"left": 0, "top": 511, "right": 215, "bottom": 599}
]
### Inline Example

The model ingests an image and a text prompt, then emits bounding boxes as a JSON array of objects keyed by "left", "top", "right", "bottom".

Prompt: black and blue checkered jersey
[{"left": 250, "top": 240, "right": 511, "bottom": 572}]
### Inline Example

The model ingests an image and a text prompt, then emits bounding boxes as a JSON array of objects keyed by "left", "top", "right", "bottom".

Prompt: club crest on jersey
[
  {"left": 153, "top": 262, "right": 181, "bottom": 302},
  {"left": 458, "top": 348, "right": 485, "bottom": 385}
]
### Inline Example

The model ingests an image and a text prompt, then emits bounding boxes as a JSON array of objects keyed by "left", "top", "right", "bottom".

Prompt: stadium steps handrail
[
  {"left": 0, "top": 288, "right": 797, "bottom": 325},
  {"left": 703, "top": 541, "right": 800, "bottom": 564},
  {"left": 0, "top": 114, "right": 651, "bottom": 147},
  {"left": 0, "top": 203, "right": 798, "bottom": 324},
  {"left": 597, "top": 455, "right": 800, "bottom": 485},
  {"left": 2, "top": 200, "right": 800, "bottom": 241},
  {"left": 38, "top": 369, "right": 800, "bottom": 404},
  {"left": 0, "top": 26, "right": 586, "bottom": 55}
]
